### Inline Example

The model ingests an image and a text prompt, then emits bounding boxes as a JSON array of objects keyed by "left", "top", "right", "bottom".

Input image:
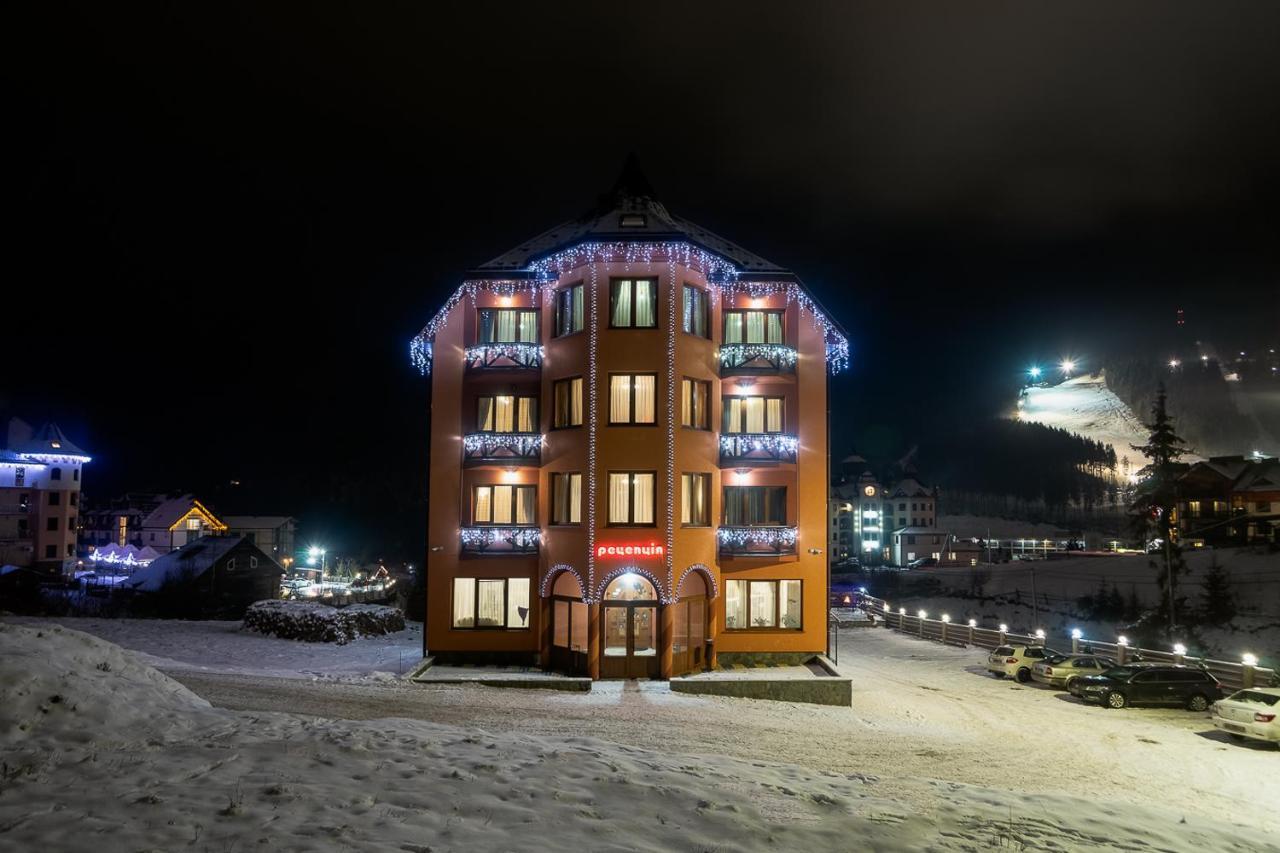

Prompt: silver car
[{"left": 1030, "top": 653, "right": 1117, "bottom": 691}]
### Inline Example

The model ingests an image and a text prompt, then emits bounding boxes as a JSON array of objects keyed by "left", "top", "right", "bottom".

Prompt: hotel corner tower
[{"left": 413, "top": 160, "right": 849, "bottom": 679}]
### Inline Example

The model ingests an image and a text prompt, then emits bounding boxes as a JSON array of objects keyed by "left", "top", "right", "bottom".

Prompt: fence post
[
  {"left": 1116, "top": 644, "right": 1127, "bottom": 665},
  {"left": 917, "top": 611, "right": 926, "bottom": 638},
  {"left": 1242, "top": 654, "right": 1258, "bottom": 689},
  {"left": 967, "top": 619, "right": 975, "bottom": 645}
]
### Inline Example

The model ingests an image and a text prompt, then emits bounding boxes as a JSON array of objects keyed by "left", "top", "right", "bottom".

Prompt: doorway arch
[
  {"left": 600, "top": 571, "right": 660, "bottom": 679},
  {"left": 545, "top": 566, "right": 588, "bottom": 676},
  {"left": 672, "top": 566, "right": 714, "bottom": 675}
]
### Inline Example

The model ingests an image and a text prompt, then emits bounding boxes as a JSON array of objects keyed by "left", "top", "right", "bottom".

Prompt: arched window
[{"left": 603, "top": 573, "right": 657, "bottom": 601}]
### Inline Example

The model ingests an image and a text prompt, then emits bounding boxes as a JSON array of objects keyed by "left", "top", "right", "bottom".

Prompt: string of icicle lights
[{"left": 408, "top": 241, "right": 850, "bottom": 375}]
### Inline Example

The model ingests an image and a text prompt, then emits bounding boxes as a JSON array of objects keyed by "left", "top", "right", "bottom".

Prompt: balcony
[
  {"left": 460, "top": 526, "right": 540, "bottom": 554},
  {"left": 465, "top": 342, "right": 543, "bottom": 371},
  {"left": 719, "top": 433, "right": 798, "bottom": 465},
  {"left": 719, "top": 343, "right": 797, "bottom": 375},
  {"left": 717, "top": 525, "right": 798, "bottom": 557},
  {"left": 462, "top": 432, "right": 543, "bottom": 467}
]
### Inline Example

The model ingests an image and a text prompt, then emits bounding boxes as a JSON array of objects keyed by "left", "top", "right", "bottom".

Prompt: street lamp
[
  {"left": 1060, "top": 359, "right": 1075, "bottom": 375},
  {"left": 308, "top": 546, "right": 327, "bottom": 577},
  {"left": 1028, "top": 366, "right": 1042, "bottom": 380}
]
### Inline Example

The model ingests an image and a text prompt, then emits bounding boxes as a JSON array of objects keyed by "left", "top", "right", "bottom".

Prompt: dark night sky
[{"left": 7, "top": 2, "right": 1280, "bottom": 560}]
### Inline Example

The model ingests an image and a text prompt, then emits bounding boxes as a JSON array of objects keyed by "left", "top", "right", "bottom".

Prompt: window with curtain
[
  {"left": 551, "top": 472, "right": 582, "bottom": 524},
  {"left": 477, "top": 309, "right": 538, "bottom": 343},
  {"left": 609, "top": 374, "right": 656, "bottom": 424},
  {"left": 608, "top": 471, "right": 656, "bottom": 525},
  {"left": 723, "top": 310, "right": 784, "bottom": 344},
  {"left": 681, "top": 379, "right": 710, "bottom": 429},
  {"left": 723, "top": 396, "right": 784, "bottom": 433},
  {"left": 472, "top": 485, "right": 536, "bottom": 525},
  {"left": 681, "top": 473, "right": 711, "bottom": 526},
  {"left": 682, "top": 285, "right": 709, "bottom": 337},
  {"left": 476, "top": 395, "right": 537, "bottom": 432},
  {"left": 610, "top": 278, "right": 657, "bottom": 328},
  {"left": 452, "top": 577, "right": 532, "bottom": 629},
  {"left": 723, "top": 485, "right": 787, "bottom": 526},
  {"left": 554, "top": 284, "right": 584, "bottom": 337},
  {"left": 724, "top": 579, "right": 802, "bottom": 630},
  {"left": 553, "top": 377, "right": 583, "bottom": 428}
]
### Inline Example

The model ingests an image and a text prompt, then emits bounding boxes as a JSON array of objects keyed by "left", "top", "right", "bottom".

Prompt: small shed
[{"left": 122, "top": 535, "right": 282, "bottom": 618}]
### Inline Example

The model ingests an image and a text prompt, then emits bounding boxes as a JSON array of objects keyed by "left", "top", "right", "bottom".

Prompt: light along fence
[{"left": 851, "top": 592, "right": 1277, "bottom": 693}]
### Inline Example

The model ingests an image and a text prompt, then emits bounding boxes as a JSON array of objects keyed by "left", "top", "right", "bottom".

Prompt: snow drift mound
[{"left": 0, "top": 622, "right": 212, "bottom": 748}]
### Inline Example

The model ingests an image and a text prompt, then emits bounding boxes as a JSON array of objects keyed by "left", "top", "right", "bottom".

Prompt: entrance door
[
  {"left": 600, "top": 573, "right": 661, "bottom": 679},
  {"left": 670, "top": 596, "right": 706, "bottom": 676}
]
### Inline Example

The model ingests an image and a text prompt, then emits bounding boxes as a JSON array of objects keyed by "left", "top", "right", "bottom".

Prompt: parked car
[
  {"left": 1211, "top": 688, "right": 1280, "bottom": 746},
  {"left": 1078, "top": 663, "right": 1223, "bottom": 710},
  {"left": 907, "top": 557, "right": 937, "bottom": 569},
  {"left": 1030, "top": 653, "right": 1117, "bottom": 691},
  {"left": 988, "top": 645, "right": 1062, "bottom": 683}
]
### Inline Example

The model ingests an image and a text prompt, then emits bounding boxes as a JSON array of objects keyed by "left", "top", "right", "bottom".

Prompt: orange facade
[{"left": 421, "top": 251, "right": 844, "bottom": 679}]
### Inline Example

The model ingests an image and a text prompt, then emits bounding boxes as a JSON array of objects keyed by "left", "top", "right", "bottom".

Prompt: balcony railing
[
  {"left": 719, "top": 433, "right": 798, "bottom": 465},
  {"left": 719, "top": 343, "right": 797, "bottom": 375},
  {"left": 460, "top": 526, "right": 540, "bottom": 554},
  {"left": 465, "top": 342, "right": 543, "bottom": 371},
  {"left": 717, "top": 525, "right": 798, "bottom": 557},
  {"left": 462, "top": 432, "right": 543, "bottom": 466}
]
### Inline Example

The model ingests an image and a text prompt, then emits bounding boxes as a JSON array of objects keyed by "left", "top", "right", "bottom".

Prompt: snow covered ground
[
  {"left": 1017, "top": 371, "right": 1203, "bottom": 464},
  {"left": 4, "top": 621, "right": 1277, "bottom": 850},
  {"left": 2, "top": 615, "right": 424, "bottom": 679}
]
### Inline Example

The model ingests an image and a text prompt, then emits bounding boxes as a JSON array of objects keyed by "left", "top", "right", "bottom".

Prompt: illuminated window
[
  {"left": 554, "top": 283, "right": 584, "bottom": 337},
  {"left": 477, "top": 395, "right": 537, "bottom": 433},
  {"left": 553, "top": 377, "right": 584, "bottom": 428},
  {"left": 682, "top": 285, "right": 709, "bottom": 338},
  {"left": 452, "top": 577, "right": 531, "bottom": 629},
  {"left": 609, "top": 278, "right": 657, "bottom": 328},
  {"left": 723, "top": 396, "right": 783, "bottom": 433},
  {"left": 1187, "top": 500, "right": 1201, "bottom": 518},
  {"left": 722, "top": 486, "right": 786, "bottom": 526},
  {"left": 608, "top": 472, "right": 656, "bottom": 525},
  {"left": 724, "top": 579, "right": 801, "bottom": 629},
  {"left": 681, "top": 379, "right": 710, "bottom": 429},
  {"left": 723, "top": 310, "right": 783, "bottom": 344},
  {"left": 187, "top": 516, "right": 202, "bottom": 531},
  {"left": 477, "top": 308, "right": 538, "bottom": 344},
  {"left": 609, "top": 374, "right": 657, "bottom": 424},
  {"left": 117, "top": 516, "right": 128, "bottom": 547},
  {"left": 472, "top": 485, "right": 536, "bottom": 525},
  {"left": 550, "top": 473, "right": 582, "bottom": 524},
  {"left": 681, "top": 473, "right": 711, "bottom": 526}
]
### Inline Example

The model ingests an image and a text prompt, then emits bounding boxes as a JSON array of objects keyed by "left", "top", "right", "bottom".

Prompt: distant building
[
  {"left": 0, "top": 419, "right": 91, "bottom": 574},
  {"left": 1172, "top": 455, "right": 1279, "bottom": 545},
  {"left": 891, "top": 527, "right": 951, "bottom": 567},
  {"left": 222, "top": 516, "right": 297, "bottom": 568},
  {"left": 82, "top": 493, "right": 227, "bottom": 555},
  {"left": 886, "top": 478, "right": 937, "bottom": 531},
  {"left": 830, "top": 467, "right": 939, "bottom": 566},
  {"left": 122, "top": 534, "right": 282, "bottom": 618}
]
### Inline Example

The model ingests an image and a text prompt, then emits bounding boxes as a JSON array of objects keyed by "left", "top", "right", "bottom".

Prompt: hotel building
[
  {"left": 413, "top": 162, "right": 849, "bottom": 679},
  {"left": 1, "top": 419, "right": 91, "bottom": 574}
]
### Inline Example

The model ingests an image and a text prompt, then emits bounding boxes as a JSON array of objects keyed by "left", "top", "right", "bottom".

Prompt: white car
[
  {"left": 1212, "top": 688, "right": 1280, "bottom": 745},
  {"left": 987, "top": 645, "right": 1061, "bottom": 683}
]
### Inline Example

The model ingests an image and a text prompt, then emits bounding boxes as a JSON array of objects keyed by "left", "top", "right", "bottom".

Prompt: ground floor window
[
  {"left": 724, "top": 579, "right": 802, "bottom": 629},
  {"left": 452, "top": 577, "right": 531, "bottom": 629}
]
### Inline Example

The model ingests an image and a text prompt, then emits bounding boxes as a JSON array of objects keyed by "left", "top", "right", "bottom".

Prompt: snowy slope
[
  {"left": 2, "top": 623, "right": 1279, "bottom": 851},
  {"left": 1016, "top": 371, "right": 1201, "bottom": 465}
]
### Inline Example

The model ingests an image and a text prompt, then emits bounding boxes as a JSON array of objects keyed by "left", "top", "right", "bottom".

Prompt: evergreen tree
[
  {"left": 1130, "top": 383, "right": 1189, "bottom": 636},
  {"left": 1199, "top": 556, "right": 1237, "bottom": 625}
]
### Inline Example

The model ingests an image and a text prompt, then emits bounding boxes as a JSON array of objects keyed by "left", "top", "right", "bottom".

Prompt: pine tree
[
  {"left": 1130, "top": 383, "right": 1189, "bottom": 636},
  {"left": 1199, "top": 556, "right": 1236, "bottom": 625}
]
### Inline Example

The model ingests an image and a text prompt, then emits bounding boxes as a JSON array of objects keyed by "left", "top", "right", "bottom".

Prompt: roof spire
[{"left": 602, "top": 153, "right": 657, "bottom": 206}]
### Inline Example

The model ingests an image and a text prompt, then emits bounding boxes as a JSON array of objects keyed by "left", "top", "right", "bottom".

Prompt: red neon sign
[{"left": 596, "top": 543, "right": 665, "bottom": 558}]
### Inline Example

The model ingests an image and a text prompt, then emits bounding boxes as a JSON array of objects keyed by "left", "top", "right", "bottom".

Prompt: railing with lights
[
  {"left": 460, "top": 526, "right": 540, "bottom": 554},
  {"left": 717, "top": 525, "right": 798, "bottom": 556},
  {"left": 462, "top": 433, "right": 543, "bottom": 466},
  {"left": 464, "top": 342, "right": 543, "bottom": 371},
  {"left": 719, "top": 433, "right": 798, "bottom": 464},
  {"left": 719, "top": 343, "right": 798, "bottom": 375}
]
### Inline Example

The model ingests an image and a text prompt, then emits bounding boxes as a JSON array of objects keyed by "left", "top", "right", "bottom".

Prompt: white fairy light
[
  {"left": 719, "top": 433, "right": 799, "bottom": 461},
  {"left": 665, "top": 265, "right": 676, "bottom": 600},
  {"left": 463, "top": 342, "right": 544, "bottom": 369},
  {"left": 460, "top": 527, "right": 540, "bottom": 551}
]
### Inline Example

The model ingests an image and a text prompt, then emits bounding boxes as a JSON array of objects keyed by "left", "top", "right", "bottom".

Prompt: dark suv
[{"left": 1078, "top": 663, "right": 1223, "bottom": 711}]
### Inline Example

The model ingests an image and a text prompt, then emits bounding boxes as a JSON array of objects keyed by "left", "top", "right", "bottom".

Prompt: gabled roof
[
  {"left": 471, "top": 155, "right": 794, "bottom": 280},
  {"left": 123, "top": 536, "right": 262, "bottom": 592},
  {"left": 141, "top": 495, "right": 227, "bottom": 532},
  {"left": 1234, "top": 459, "right": 1280, "bottom": 492},
  {"left": 888, "top": 478, "right": 933, "bottom": 498}
]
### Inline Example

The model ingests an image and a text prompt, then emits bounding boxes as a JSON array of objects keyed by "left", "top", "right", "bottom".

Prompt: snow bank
[
  {"left": 242, "top": 599, "right": 405, "bottom": 644},
  {"left": 0, "top": 622, "right": 211, "bottom": 750}
]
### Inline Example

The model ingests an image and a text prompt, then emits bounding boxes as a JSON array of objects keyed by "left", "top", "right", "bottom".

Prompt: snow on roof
[
  {"left": 141, "top": 495, "right": 225, "bottom": 531},
  {"left": 123, "top": 536, "right": 248, "bottom": 592},
  {"left": 222, "top": 516, "right": 296, "bottom": 528},
  {"left": 888, "top": 478, "right": 932, "bottom": 498},
  {"left": 894, "top": 526, "right": 949, "bottom": 535},
  {"left": 3, "top": 418, "right": 90, "bottom": 460}
]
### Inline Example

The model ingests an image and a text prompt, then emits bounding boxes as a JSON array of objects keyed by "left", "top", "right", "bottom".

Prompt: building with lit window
[
  {"left": 413, "top": 160, "right": 849, "bottom": 679},
  {"left": 1, "top": 418, "right": 91, "bottom": 574}
]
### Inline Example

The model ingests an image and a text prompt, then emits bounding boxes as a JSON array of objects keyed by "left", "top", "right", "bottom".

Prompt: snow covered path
[
  {"left": 3, "top": 622, "right": 1277, "bottom": 851},
  {"left": 167, "top": 628, "right": 1280, "bottom": 839}
]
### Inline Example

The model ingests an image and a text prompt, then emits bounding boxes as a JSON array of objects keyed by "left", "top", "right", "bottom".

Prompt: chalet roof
[
  {"left": 141, "top": 495, "right": 225, "bottom": 531},
  {"left": 123, "top": 536, "right": 255, "bottom": 592},
  {"left": 888, "top": 478, "right": 933, "bottom": 498},
  {"left": 472, "top": 155, "right": 795, "bottom": 280},
  {"left": 3, "top": 419, "right": 90, "bottom": 459},
  {"left": 1234, "top": 459, "right": 1280, "bottom": 492}
]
